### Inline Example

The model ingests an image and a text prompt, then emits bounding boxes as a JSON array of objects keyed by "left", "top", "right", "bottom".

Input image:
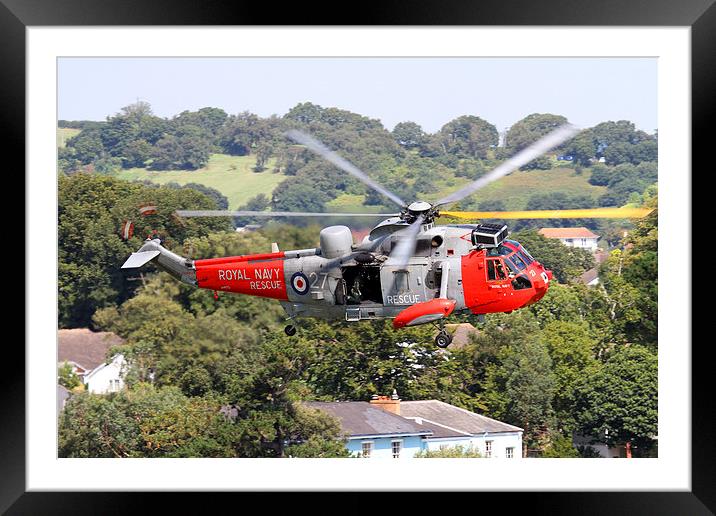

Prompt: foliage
[
  {"left": 415, "top": 445, "right": 483, "bottom": 458},
  {"left": 505, "top": 113, "right": 568, "bottom": 170},
  {"left": 58, "top": 174, "right": 228, "bottom": 327},
  {"left": 540, "top": 321, "right": 598, "bottom": 432},
  {"left": 58, "top": 384, "right": 240, "bottom": 458},
  {"left": 482, "top": 333, "right": 555, "bottom": 452},
  {"left": 574, "top": 345, "right": 658, "bottom": 452},
  {"left": 541, "top": 434, "right": 581, "bottom": 458},
  {"left": 429, "top": 115, "right": 498, "bottom": 159},
  {"left": 58, "top": 361, "right": 82, "bottom": 390},
  {"left": 392, "top": 121, "right": 426, "bottom": 149}
]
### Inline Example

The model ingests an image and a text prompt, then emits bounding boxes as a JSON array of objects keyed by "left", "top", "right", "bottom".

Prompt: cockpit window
[
  {"left": 519, "top": 246, "right": 535, "bottom": 263},
  {"left": 504, "top": 239, "right": 534, "bottom": 264},
  {"left": 486, "top": 244, "right": 513, "bottom": 257},
  {"left": 487, "top": 258, "right": 507, "bottom": 281},
  {"left": 510, "top": 253, "right": 527, "bottom": 270},
  {"left": 503, "top": 257, "right": 518, "bottom": 275}
]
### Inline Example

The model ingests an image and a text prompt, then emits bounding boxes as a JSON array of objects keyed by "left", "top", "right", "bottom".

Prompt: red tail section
[{"left": 195, "top": 253, "right": 288, "bottom": 300}]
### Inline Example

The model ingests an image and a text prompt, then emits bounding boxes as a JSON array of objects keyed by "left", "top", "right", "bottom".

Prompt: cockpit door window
[{"left": 487, "top": 258, "right": 507, "bottom": 281}]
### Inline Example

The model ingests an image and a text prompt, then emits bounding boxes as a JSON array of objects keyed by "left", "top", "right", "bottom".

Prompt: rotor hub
[{"left": 403, "top": 201, "right": 438, "bottom": 224}]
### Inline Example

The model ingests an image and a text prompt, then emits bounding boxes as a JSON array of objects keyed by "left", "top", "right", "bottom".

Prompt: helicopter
[{"left": 121, "top": 125, "right": 651, "bottom": 347}]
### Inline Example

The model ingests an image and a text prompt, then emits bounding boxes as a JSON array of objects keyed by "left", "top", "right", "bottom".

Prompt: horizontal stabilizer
[{"left": 121, "top": 250, "right": 160, "bottom": 269}]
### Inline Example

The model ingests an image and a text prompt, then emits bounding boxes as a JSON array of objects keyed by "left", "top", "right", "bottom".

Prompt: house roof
[
  {"left": 303, "top": 402, "right": 432, "bottom": 438},
  {"left": 580, "top": 267, "right": 600, "bottom": 285},
  {"left": 538, "top": 227, "right": 599, "bottom": 239},
  {"left": 445, "top": 323, "right": 479, "bottom": 349},
  {"left": 400, "top": 400, "right": 523, "bottom": 434},
  {"left": 405, "top": 418, "right": 473, "bottom": 439},
  {"left": 58, "top": 328, "right": 124, "bottom": 371}
]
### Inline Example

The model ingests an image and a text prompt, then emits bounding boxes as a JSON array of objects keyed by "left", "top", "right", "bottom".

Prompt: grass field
[
  {"left": 435, "top": 167, "right": 607, "bottom": 210},
  {"left": 326, "top": 168, "right": 606, "bottom": 212},
  {"left": 117, "top": 154, "right": 285, "bottom": 209},
  {"left": 57, "top": 128, "right": 81, "bottom": 148}
]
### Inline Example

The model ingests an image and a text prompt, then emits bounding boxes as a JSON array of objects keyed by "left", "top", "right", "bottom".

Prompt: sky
[{"left": 58, "top": 57, "right": 657, "bottom": 133}]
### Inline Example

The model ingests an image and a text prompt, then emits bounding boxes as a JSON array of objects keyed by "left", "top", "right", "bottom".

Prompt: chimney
[{"left": 370, "top": 389, "right": 401, "bottom": 415}]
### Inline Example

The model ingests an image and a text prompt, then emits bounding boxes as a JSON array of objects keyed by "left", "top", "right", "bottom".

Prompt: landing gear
[
  {"left": 284, "top": 324, "right": 297, "bottom": 336},
  {"left": 435, "top": 329, "right": 452, "bottom": 348},
  {"left": 431, "top": 319, "right": 453, "bottom": 348}
]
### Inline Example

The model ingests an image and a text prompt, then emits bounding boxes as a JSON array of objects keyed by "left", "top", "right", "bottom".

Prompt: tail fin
[{"left": 121, "top": 238, "right": 196, "bottom": 285}]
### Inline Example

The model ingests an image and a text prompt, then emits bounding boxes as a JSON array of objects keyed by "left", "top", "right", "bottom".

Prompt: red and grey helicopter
[{"left": 122, "top": 126, "right": 650, "bottom": 347}]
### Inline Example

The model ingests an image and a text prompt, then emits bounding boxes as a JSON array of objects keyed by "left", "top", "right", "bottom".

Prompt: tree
[
  {"left": 588, "top": 163, "right": 612, "bottom": 186},
  {"left": 150, "top": 127, "right": 212, "bottom": 170},
  {"left": 58, "top": 174, "right": 229, "bottom": 327},
  {"left": 574, "top": 345, "right": 658, "bottom": 455},
  {"left": 67, "top": 128, "right": 106, "bottom": 164},
  {"left": 392, "top": 121, "right": 426, "bottom": 149},
  {"left": 58, "top": 361, "right": 82, "bottom": 390},
  {"left": 122, "top": 139, "right": 153, "bottom": 168},
  {"left": 234, "top": 193, "right": 270, "bottom": 226},
  {"left": 505, "top": 113, "right": 568, "bottom": 169},
  {"left": 178, "top": 183, "right": 229, "bottom": 210},
  {"left": 415, "top": 445, "right": 483, "bottom": 458},
  {"left": 253, "top": 142, "right": 274, "bottom": 172},
  {"left": 433, "top": 115, "right": 498, "bottom": 159},
  {"left": 564, "top": 130, "right": 597, "bottom": 166},
  {"left": 219, "top": 111, "right": 273, "bottom": 156},
  {"left": 541, "top": 434, "right": 580, "bottom": 458},
  {"left": 541, "top": 320, "right": 598, "bottom": 432},
  {"left": 270, "top": 178, "right": 331, "bottom": 213},
  {"left": 174, "top": 107, "right": 228, "bottom": 140},
  {"left": 482, "top": 336, "right": 555, "bottom": 456},
  {"left": 58, "top": 384, "right": 241, "bottom": 458},
  {"left": 598, "top": 204, "right": 658, "bottom": 347}
]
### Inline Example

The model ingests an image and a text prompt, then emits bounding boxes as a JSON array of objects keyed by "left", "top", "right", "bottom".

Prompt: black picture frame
[{"left": 5, "top": 0, "right": 710, "bottom": 512}]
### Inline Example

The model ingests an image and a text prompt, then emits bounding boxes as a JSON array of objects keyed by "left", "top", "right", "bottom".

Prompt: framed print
[{"left": 5, "top": 0, "right": 712, "bottom": 512}]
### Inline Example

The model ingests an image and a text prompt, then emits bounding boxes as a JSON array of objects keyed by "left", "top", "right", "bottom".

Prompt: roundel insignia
[{"left": 291, "top": 272, "right": 309, "bottom": 295}]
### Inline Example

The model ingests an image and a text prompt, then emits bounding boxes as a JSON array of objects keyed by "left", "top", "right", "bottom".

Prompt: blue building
[
  {"left": 304, "top": 399, "right": 430, "bottom": 458},
  {"left": 305, "top": 394, "right": 523, "bottom": 458}
]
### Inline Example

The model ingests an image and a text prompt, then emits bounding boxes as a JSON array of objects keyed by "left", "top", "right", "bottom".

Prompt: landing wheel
[
  {"left": 435, "top": 330, "right": 452, "bottom": 348},
  {"left": 284, "top": 324, "right": 297, "bottom": 336}
]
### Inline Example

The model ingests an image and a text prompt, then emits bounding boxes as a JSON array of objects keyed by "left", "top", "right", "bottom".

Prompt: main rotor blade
[
  {"left": 435, "top": 124, "right": 580, "bottom": 208},
  {"left": 176, "top": 210, "right": 398, "bottom": 218},
  {"left": 285, "top": 129, "right": 406, "bottom": 208},
  {"left": 385, "top": 214, "right": 426, "bottom": 270},
  {"left": 441, "top": 207, "right": 654, "bottom": 220}
]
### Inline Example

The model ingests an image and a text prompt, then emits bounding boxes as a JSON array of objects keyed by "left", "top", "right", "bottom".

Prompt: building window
[
  {"left": 361, "top": 442, "right": 373, "bottom": 458},
  {"left": 391, "top": 440, "right": 402, "bottom": 458},
  {"left": 506, "top": 447, "right": 514, "bottom": 459},
  {"left": 485, "top": 440, "right": 493, "bottom": 458}
]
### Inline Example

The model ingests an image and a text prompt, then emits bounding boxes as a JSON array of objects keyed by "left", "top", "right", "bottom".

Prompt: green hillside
[
  {"left": 57, "top": 127, "right": 81, "bottom": 148},
  {"left": 117, "top": 154, "right": 285, "bottom": 209},
  {"left": 451, "top": 167, "right": 607, "bottom": 210},
  {"left": 327, "top": 167, "right": 606, "bottom": 212}
]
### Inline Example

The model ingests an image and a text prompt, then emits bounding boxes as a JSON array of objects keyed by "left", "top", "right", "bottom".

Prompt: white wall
[
  {"left": 84, "top": 355, "right": 126, "bottom": 394},
  {"left": 559, "top": 237, "right": 599, "bottom": 251},
  {"left": 347, "top": 436, "right": 425, "bottom": 458},
  {"left": 425, "top": 432, "right": 523, "bottom": 458}
]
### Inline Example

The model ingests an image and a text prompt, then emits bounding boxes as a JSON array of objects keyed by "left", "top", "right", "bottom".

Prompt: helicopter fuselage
[{"left": 178, "top": 220, "right": 552, "bottom": 327}]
